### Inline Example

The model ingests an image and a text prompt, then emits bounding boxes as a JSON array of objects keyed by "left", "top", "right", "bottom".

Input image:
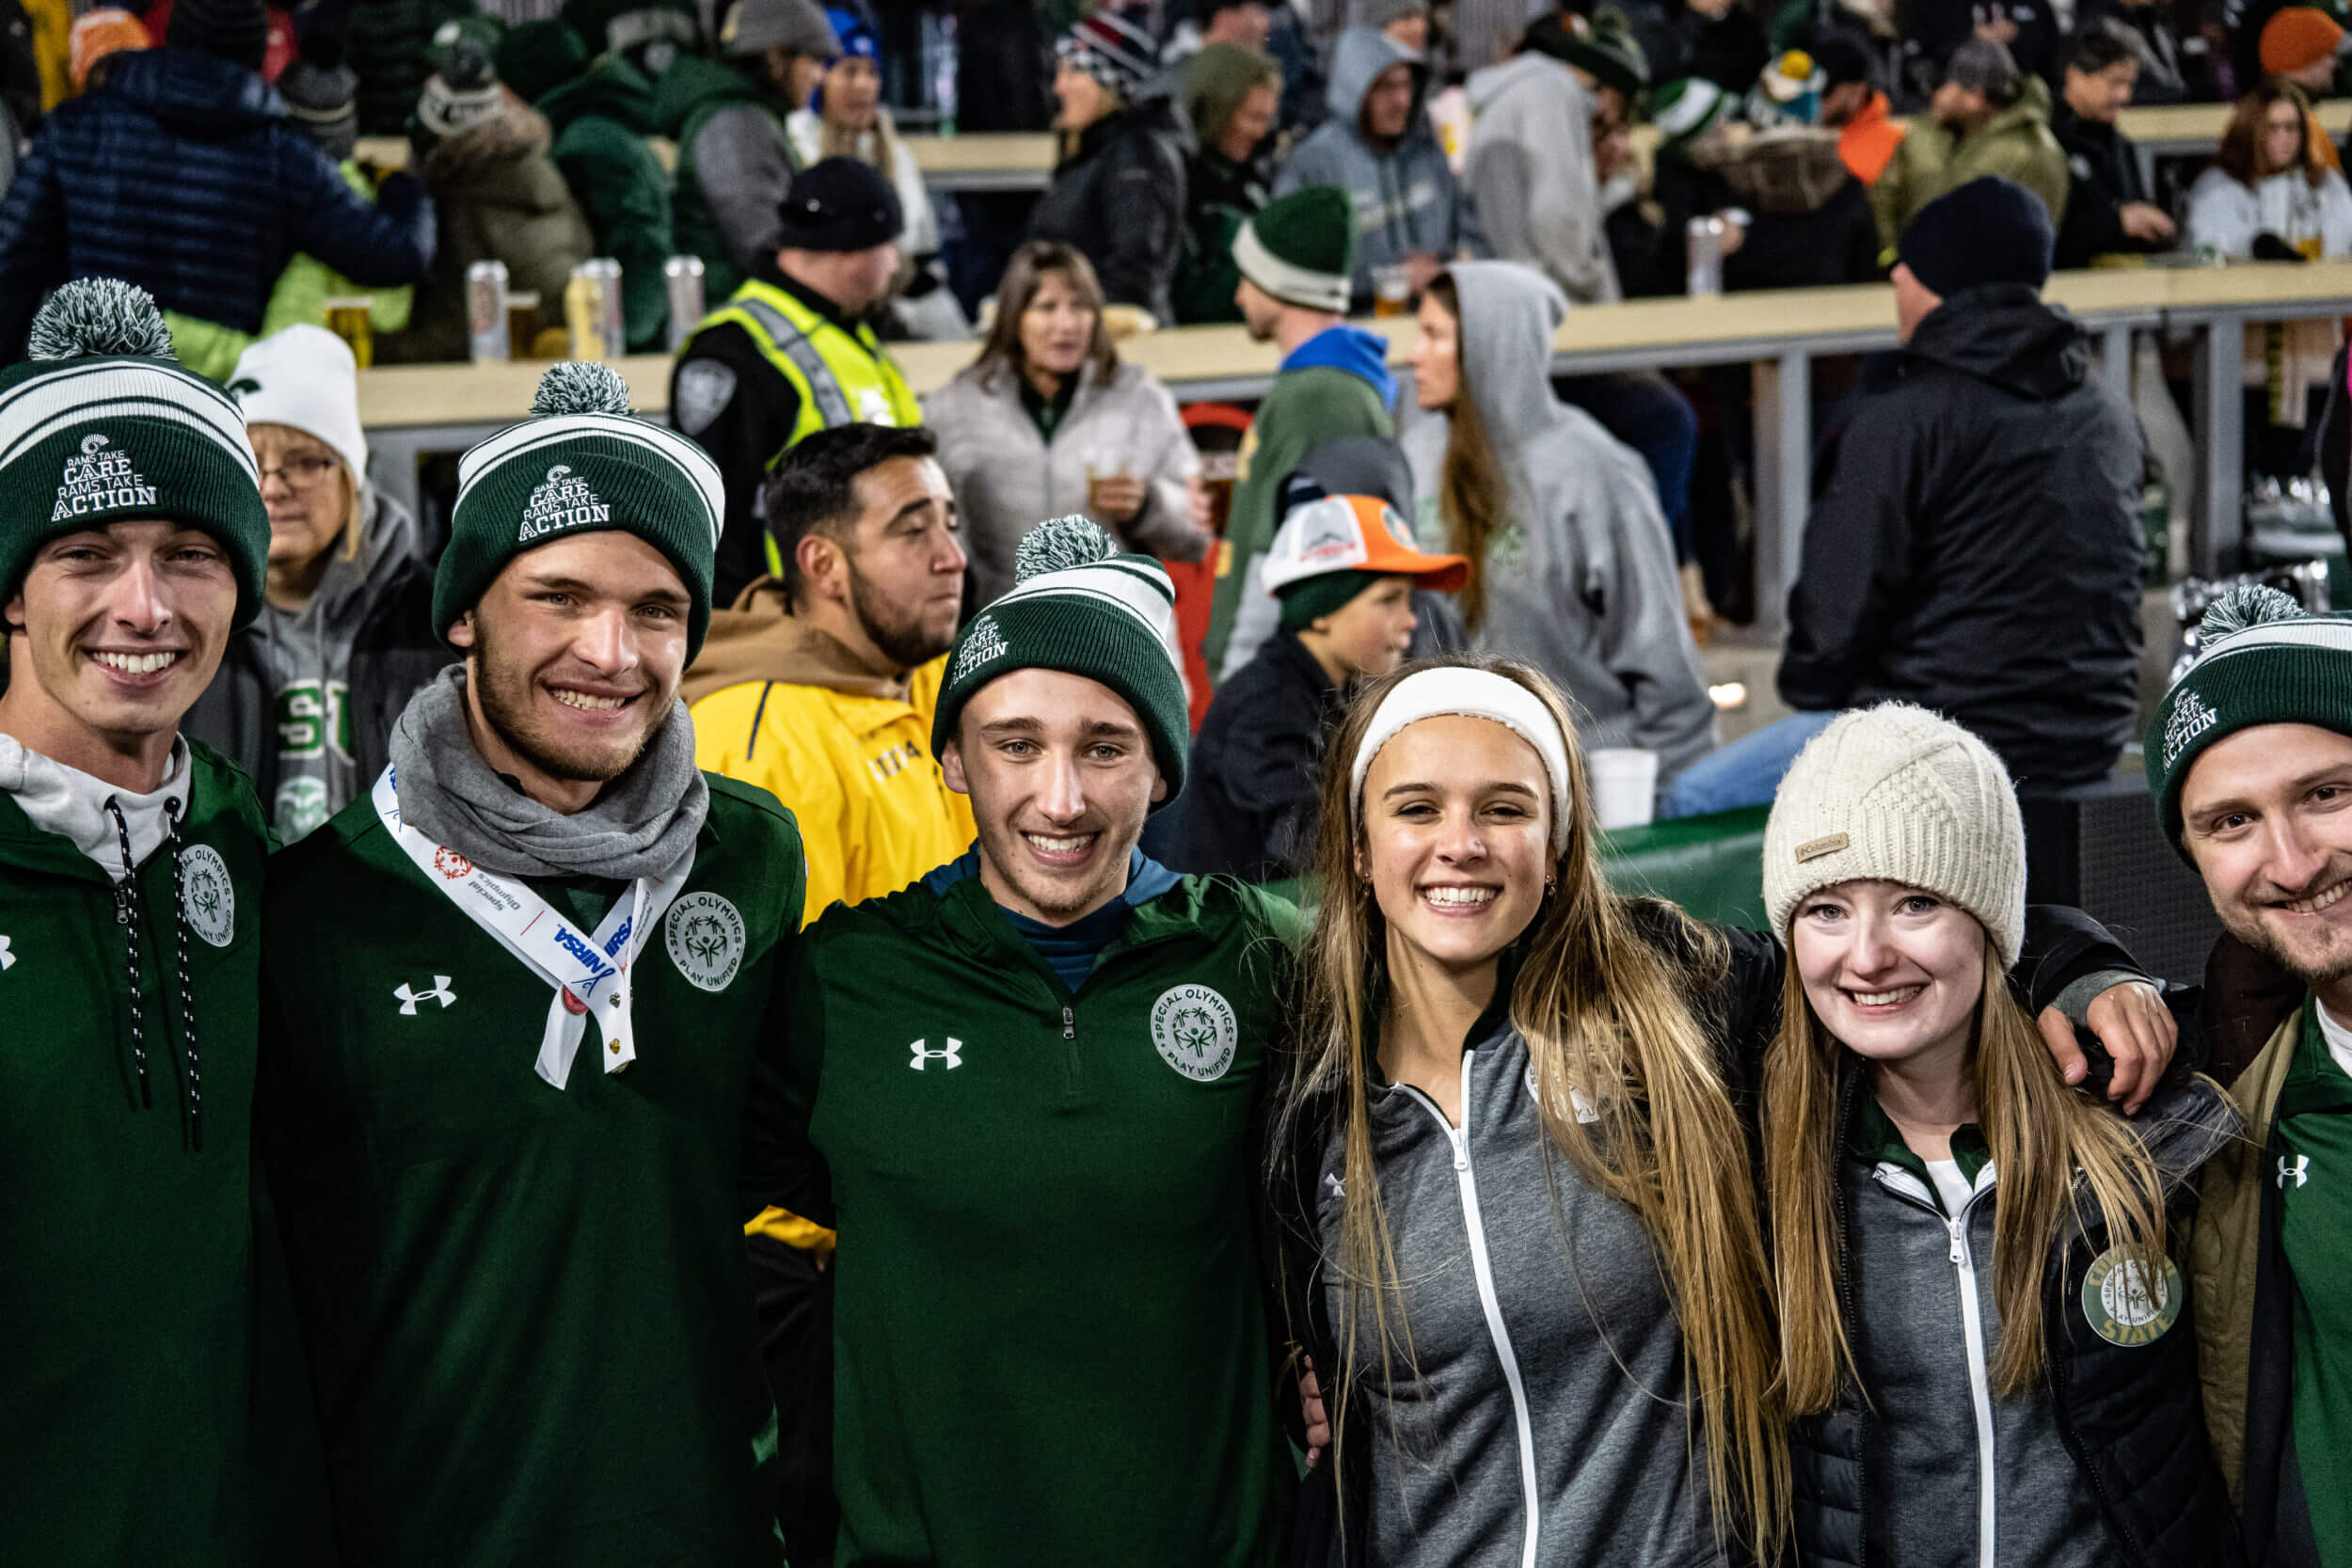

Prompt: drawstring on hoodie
[{"left": 104, "top": 797, "right": 202, "bottom": 1151}]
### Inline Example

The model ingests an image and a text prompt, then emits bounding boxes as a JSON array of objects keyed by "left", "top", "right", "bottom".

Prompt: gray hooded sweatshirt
[
  {"left": 1463, "top": 52, "right": 1619, "bottom": 306},
  {"left": 1402, "top": 261, "right": 1716, "bottom": 782},
  {"left": 1274, "top": 27, "right": 1482, "bottom": 308},
  {"left": 1318, "top": 1020, "right": 1725, "bottom": 1566}
]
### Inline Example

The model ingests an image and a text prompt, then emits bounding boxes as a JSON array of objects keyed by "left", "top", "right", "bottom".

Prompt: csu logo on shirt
[
  {"left": 1151, "top": 983, "right": 1237, "bottom": 1083},
  {"left": 2079, "top": 1244, "right": 2184, "bottom": 1348}
]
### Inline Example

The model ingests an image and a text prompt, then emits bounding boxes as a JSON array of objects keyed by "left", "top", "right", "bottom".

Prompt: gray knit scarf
[{"left": 387, "top": 665, "right": 707, "bottom": 881}]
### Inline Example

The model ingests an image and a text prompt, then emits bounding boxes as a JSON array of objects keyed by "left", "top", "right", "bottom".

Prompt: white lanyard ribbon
[{"left": 372, "top": 766, "right": 691, "bottom": 1089}]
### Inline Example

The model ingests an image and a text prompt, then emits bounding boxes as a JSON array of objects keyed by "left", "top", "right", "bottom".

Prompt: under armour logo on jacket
[
  {"left": 394, "top": 976, "right": 457, "bottom": 1015},
  {"left": 909, "top": 1037, "right": 962, "bottom": 1070},
  {"left": 2281, "top": 1155, "right": 2312, "bottom": 1189},
  {"left": 0, "top": 935, "right": 14, "bottom": 971}
]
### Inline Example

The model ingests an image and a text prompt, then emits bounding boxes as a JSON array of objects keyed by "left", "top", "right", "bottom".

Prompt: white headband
[{"left": 1349, "top": 669, "right": 1576, "bottom": 850}]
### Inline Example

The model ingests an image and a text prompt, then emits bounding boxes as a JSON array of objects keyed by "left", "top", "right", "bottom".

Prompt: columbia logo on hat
[{"left": 517, "top": 464, "right": 612, "bottom": 543}]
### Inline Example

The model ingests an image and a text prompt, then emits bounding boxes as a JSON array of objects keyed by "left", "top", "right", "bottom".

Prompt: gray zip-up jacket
[
  {"left": 1317, "top": 1021, "right": 1726, "bottom": 1566},
  {"left": 1403, "top": 261, "right": 1716, "bottom": 783},
  {"left": 1820, "top": 1073, "right": 2241, "bottom": 1568},
  {"left": 1273, "top": 27, "right": 1482, "bottom": 310},
  {"left": 923, "top": 357, "right": 1208, "bottom": 610}
]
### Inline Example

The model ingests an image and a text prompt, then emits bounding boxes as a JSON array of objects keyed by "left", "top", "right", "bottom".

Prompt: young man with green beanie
[
  {"left": 2143, "top": 584, "right": 2352, "bottom": 1568},
  {"left": 0, "top": 280, "right": 278, "bottom": 1565},
  {"left": 1184, "top": 486, "right": 1466, "bottom": 881},
  {"left": 258, "top": 361, "right": 808, "bottom": 1567},
  {"left": 750, "top": 515, "right": 1298, "bottom": 1567},
  {"left": 1205, "top": 182, "right": 1399, "bottom": 682}
]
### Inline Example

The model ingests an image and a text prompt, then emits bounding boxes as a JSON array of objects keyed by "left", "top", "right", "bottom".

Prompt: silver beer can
[
  {"left": 466, "top": 260, "right": 510, "bottom": 362},
  {"left": 1685, "top": 216, "right": 1724, "bottom": 298},
  {"left": 663, "top": 256, "right": 707, "bottom": 354}
]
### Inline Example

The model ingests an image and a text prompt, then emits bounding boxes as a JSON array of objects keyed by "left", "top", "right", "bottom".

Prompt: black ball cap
[{"left": 777, "top": 156, "right": 905, "bottom": 253}]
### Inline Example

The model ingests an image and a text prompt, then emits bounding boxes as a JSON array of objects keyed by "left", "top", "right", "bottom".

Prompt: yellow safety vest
[{"left": 687, "top": 278, "right": 923, "bottom": 577}]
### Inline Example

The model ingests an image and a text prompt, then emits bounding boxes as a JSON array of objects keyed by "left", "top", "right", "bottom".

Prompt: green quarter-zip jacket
[
  {"left": 0, "top": 742, "right": 271, "bottom": 1566},
  {"left": 258, "top": 774, "right": 805, "bottom": 1568},
  {"left": 751, "top": 864, "right": 1301, "bottom": 1568}
]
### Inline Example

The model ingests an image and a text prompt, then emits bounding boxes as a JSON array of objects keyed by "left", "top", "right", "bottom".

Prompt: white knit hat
[
  {"left": 1762, "top": 704, "right": 2026, "bottom": 966},
  {"left": 228, "top": 325, "right": 369, "bottom": 483}
]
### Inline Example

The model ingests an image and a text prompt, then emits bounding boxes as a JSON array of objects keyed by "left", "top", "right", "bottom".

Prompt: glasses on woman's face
[{"left": 259, "top": 454, "right": 339, "bottom": 489}]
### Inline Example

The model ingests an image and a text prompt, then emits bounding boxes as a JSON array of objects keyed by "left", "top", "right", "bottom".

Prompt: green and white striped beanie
[
  {"left": 434, "top": 361, "right": 728, "bottom": 657},
  {"left": 1653, "top": 76, "right": 1733, "bottom": 154},
  {"left": 2145, "top": 584, "right": 2352, "bottom": 855},
  {"left": 0, "top": 279, "right": 269, "bottom": 626},
  {"left": 931, "top": 516, "right": 1191, "bottom": 805}
]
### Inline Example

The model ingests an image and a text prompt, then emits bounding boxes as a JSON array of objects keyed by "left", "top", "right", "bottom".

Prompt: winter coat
[
  {"left": 260, "top": 159, "right": 419, "bottom": 339},
  {"left": 259, "top": 773, "right": 806, "bottom": 1568},
  {"left": 1650, "top": 137, "right": 1883, "bottom": 292},
  {"left": 1204, "top": 323, "right": 1397, "bottom": 680},
  {"left": 1180, "top": 626, "right": 1339, "bottom": 881},
  {"left": 1270, "top": 902, "right": 2144, "bottom": 1568},
  {"left": 661, "top": 54, "right": 795, "bottom": 305},
  {"left": 1024, "top": 93, "right": 1192, "bottom": 325},
  {"left": 384, "top": 97, "right": 594, "bottom": 363},
  {"left": 753, "top": 859, "right": 1299, "bottom": 1567},
  {"left": 182, "top": 488, "right": 453, "bottom": 843},
  {"left": 1778, "top": 284, "right": 2146, "bottom": 792},
  {"left": 1790, "top": 1065, "right": 2244, "bottom": 1568},
  {"left": 2194, "top": 1002, "right": 2328, "bottom": 1567},
  {"left": 1463, "top": 52, "right": 1617, "bottom": 305},
  {"left": 1841, "top": 91, "right": 1905, "bottom": 185},
  {"left": 1402, "top": 261, "right": 1716, "bottom": 784},
  {"left": 1275, "top": 27, "right": 1482, "bottom": 311},
  {"left": 923, "top": 356, "right": 1207, "bottom": 610},
  {"left": 0, "top": 47, "right": 436, "bottom": 362},
  {"left": 2185, "top": 166, "right": 2352, "bottom": 261},
  {"left": 541, "top": 56, "right": 675, "bottom": 354},
  {"left": 346, "top": 0, "right": 479, "bottom": 134},
  {"left": 0, "top": 742, "right": 274, "bottom": 1567},
  {"left": 2053, "top": 103, "right": 2166, "bottom": 270},
  {"left": 1870, "top": 78, "right": 2070, "bottom": 247},
  {"left": 1174, "top": 143, "right": 1271, "bottom": 325},
  {"left": 682, "top": 579, "right": 975, "bottom": 925}
]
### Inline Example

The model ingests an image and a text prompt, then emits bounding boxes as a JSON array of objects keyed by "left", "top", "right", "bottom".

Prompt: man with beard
[
  {"left": 746, "top": 516, "right": 1296, "bottom": 1567},
  {"left": 258, "top": 361, "right": 806, "bottom": 1567},
  {"left": 0, "top": 279, "right": 278, "bottom": 1565},
  {"left": 2144, "top": 584, "right": 2352, "bottom": 1567},
  {"left": 681, "top": 421, "right": 973, "bottom": 1565}
]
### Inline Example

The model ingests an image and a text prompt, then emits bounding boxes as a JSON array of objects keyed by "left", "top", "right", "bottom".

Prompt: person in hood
[
  {"left": 1871, "top": 38, "right": 2067, "bottom": 247},
  {"left": 1403, "top": 261, "right": 1716, "bottom": 790},
  {"left": 1270, "top": 657, "right": 2169, "bottom": 1568},
  {"left": 1665, "top": 178, "right": 2144, "bottom": 817},
  {"left": 685, "top": 421, "right": 973, "bottom": 1568},
  {"left": 1275, "top": 24, "right": 1481, "bottom": 312},
  {"left": 2051, "top": 18, "right": 2174, "bottom": 269},
  {"left": 1463, "top": 12, "right": 1629, "bottom": 306},
  {"left": 1204, "top": 184, "right": 1400, "bottom": 680},
  {"left": 0, "top": 0, "right": 436, "bottom": 373},
  {"left": 0, "top": 279, "right": 278, "bottom": 1566},
  {"left": 380, "top": 40, "right": 594, "bottom": 362},
  {"left": 1764, "top": 704, "right": 2240, "bottom": 1568},
  {"left": 1180, "top": 487, "right": 1466, "bottom": 882},
  {"left": 925, "top": 241, "right": 1209, "bottom": 611},
  {"left": 259, "top": 360, "right": 803, "bottom": 1568},
  {"left": 786, "top": 8, "right": 966, "bottom": 339},
  {"left": 751, "top": 513, "right": 1298, "bottom": 1567},
  {"left": 187, "top": 326, "right": 452, "bottom": 841},
  {"left": 665, "top": 0, "right": 838, "bottom": 303},
  {"left": 1170, "top": 40, "right": 1281, "bottom": 325},
  {"left": 1025, "top": 10, "right": 1192, "bottom": 326}
]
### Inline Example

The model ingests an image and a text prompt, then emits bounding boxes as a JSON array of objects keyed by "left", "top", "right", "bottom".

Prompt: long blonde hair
[
  {"left": 1273, "top": 656, "right": 1790, "bottom": 1560},
  {"left": 1424, "top": 276, "right": 1511, "bottom": 633},
  {"left": 1765, "top": 927, "right": 2171, "bottom": 1408}
]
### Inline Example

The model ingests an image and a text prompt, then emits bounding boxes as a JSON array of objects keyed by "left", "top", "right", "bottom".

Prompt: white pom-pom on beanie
[{"left": 1761, "top": 703, "right": 2026, "bottom": 967}]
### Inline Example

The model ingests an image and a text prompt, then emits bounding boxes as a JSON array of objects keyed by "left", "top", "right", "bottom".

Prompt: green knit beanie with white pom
[
  {"left": 433, "top": 360, "right": 729, "bottom": 657},
  {"left": 930, "top": 516, "right": 1191, "bottom": 805},
  {"left": 0, "top": 279, "right": 270, "bottom": 626},
  {"left": 2145, "top": 583, "right": 2352, "bottom": 856}
]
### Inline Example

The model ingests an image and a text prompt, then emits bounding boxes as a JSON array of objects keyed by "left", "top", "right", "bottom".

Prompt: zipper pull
[
  {"left": 1948, "top": 1218, "right": 1965, "bottom": 1265},
  {"left": 1450, "top": 1128, "right": 1470, "bottom": 1172},
  {"left": 1061, "top": 1006, "right": 1075, "bottom": 1041}
]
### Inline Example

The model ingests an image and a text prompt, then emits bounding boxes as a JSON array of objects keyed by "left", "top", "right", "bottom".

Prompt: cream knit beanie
[{"left": 1762, "top": 704, "right": 2026, "bottom": 966}]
